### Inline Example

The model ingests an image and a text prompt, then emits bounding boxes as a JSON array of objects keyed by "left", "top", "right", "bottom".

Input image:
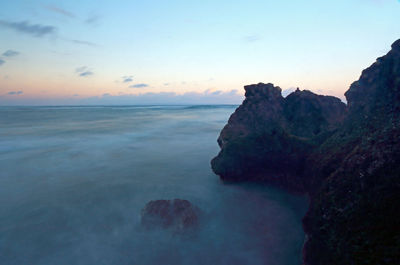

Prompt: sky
[{"left": 0, "top": 0, "right": 399, "bottom": 105}]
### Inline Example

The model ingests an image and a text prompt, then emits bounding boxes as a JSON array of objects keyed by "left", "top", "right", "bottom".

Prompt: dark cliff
[{"left": 211, "top": 39, "right": 400, "bottom": 264}]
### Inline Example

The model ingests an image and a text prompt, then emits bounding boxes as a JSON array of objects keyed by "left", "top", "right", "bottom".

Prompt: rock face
[
  {"left": 141, "top": 199, "right": 198, "bottom": 232},
  {"left": 212, "top": 39, "right": 400, "bottom": 264},
  {"left": 302, "top": 39, "right": 400, "bottom": 265}
]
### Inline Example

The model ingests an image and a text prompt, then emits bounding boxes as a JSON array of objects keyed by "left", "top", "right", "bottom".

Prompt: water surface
[{"left": 0, "top": 105, "right": 307, "bottom": 265}]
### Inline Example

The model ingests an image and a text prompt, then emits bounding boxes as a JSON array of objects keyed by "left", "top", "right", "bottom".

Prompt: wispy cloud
[
  {"left": 2, "top": 50, "right": 19, "bottom": 57},
  {"left": 243, "top": 35, "right": 262, "bottom": 42},
  {"left": 85, "top": 15, "right": 101, "bottom": 25},
  {"left": 43, "top": 5, "right": 75, "bottom": 18},
  {"left": 7, "top": 91, "right": 23, "bottom": 95},
  {"left": 75, "top": 66, "right": 87, "bottom": 72},
  {"left": 0, "top": 20, "right": 56, "bottom": 37},
  {"left": 79, "top": 71, "right": 93, "bottom": 77},
  {"left": 70, "top": 39, "right": 98, "bottom": 47},
  {"left": 129, "top": 83, "right": 149, "bottom": 88},
  {"left": 122, "top": 76, "right": 133, "bottom": 83},
  {"left": 76, "top": 66, "right": 94, "bottom": 77},
  {"left": 0, "top": 59, "right": 4, "bottom": 66}
]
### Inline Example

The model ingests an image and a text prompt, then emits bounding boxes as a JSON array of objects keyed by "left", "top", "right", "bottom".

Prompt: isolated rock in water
[{"left": 141, "top": 199, "right": 198, "bottom": 231}]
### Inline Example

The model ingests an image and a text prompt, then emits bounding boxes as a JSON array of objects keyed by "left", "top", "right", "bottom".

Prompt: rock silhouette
[{"left": 212, "top": 39, "right": 400, "bottom": 264}]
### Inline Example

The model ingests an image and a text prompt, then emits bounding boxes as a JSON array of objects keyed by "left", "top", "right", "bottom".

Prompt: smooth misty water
[{"left": 0, "top": 105, "right": 307, "bottom": 265}]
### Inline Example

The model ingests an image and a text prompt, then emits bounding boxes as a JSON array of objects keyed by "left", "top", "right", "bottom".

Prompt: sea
[{"left": 0, "top": 105, "right": 307, "bottom": 265}]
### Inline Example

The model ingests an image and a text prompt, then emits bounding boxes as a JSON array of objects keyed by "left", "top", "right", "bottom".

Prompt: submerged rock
[{"left": 141, "top": 199, "right": 198, "bottom": 231}]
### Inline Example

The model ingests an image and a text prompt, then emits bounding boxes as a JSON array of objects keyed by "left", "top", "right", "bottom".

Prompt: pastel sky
[{"left": 0, "top": 0, "right": 399, "bottom": 105}]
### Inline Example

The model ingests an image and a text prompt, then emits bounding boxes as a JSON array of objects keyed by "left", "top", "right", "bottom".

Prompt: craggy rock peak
[
  {"left": 212, "top": 39, "right": 400, "bottom": 264},
  {"left": 211, "top": 83, "right": 346, "bottom": 192},
  {"left": 141, "top": 199, "right": 198, "bottom": 232}
]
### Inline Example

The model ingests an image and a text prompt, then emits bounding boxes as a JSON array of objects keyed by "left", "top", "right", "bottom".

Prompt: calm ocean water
[{"left": 0, "top": 105, "right": 307, "bottom": 265}]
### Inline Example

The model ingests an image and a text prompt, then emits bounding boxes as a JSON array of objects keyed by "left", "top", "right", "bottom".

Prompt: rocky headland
[{"left": 211, "top": 39, "right": 400, "bottom": 264}]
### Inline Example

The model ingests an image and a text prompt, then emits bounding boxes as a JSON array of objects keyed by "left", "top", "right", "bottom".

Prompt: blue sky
[{"left": 0, "top": 0, "right": 399, "bottom": 105}]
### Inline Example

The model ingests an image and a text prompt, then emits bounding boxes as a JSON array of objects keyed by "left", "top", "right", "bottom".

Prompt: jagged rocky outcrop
[
  {"left": 141, "top": 199, "right": 199, "bottom": 232},
  {"left": 212, "top": 39, "right": 400, "bottom": 264},
  {"left": 211, "top": 83, "right": 346, "bottom": 192}
]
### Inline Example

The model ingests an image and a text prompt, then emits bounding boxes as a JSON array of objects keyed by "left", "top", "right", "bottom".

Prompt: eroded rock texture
[{"left": 212, "top": 39, "right": 400, "bottom": 264}]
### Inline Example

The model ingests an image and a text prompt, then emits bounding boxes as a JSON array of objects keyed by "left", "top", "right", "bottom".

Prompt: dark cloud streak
[
  {"left": 0, "top": 20, "right": 56, "bottom": 37},
  {"left": 123, "top": 76, "right": 133, "bottom": 83},
  {"left": 76, "top": 66, "right": 94, "bottom": 77},
  {"left": 7, "top": 91, "right": 23, "bottom": 95},
  {"left": 79, "top": 71, "right": 93, "bottom": 77},
  {"left": 2, "top": 50, "right": 19, "bottom": 57},
  {"left": 129, "top": 83, "right": 149, "bottom": 88}
]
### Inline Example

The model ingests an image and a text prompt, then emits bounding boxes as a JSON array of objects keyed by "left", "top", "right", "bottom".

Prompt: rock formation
[
  {"left": 211, "top": 83, "right": 346, "bottom": 192},
  {"left": 212, "top": 39, "right": 400, "bottom": 264},
  {"left": 141, "top": 199, "right": 199, "bottom": 232}
]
